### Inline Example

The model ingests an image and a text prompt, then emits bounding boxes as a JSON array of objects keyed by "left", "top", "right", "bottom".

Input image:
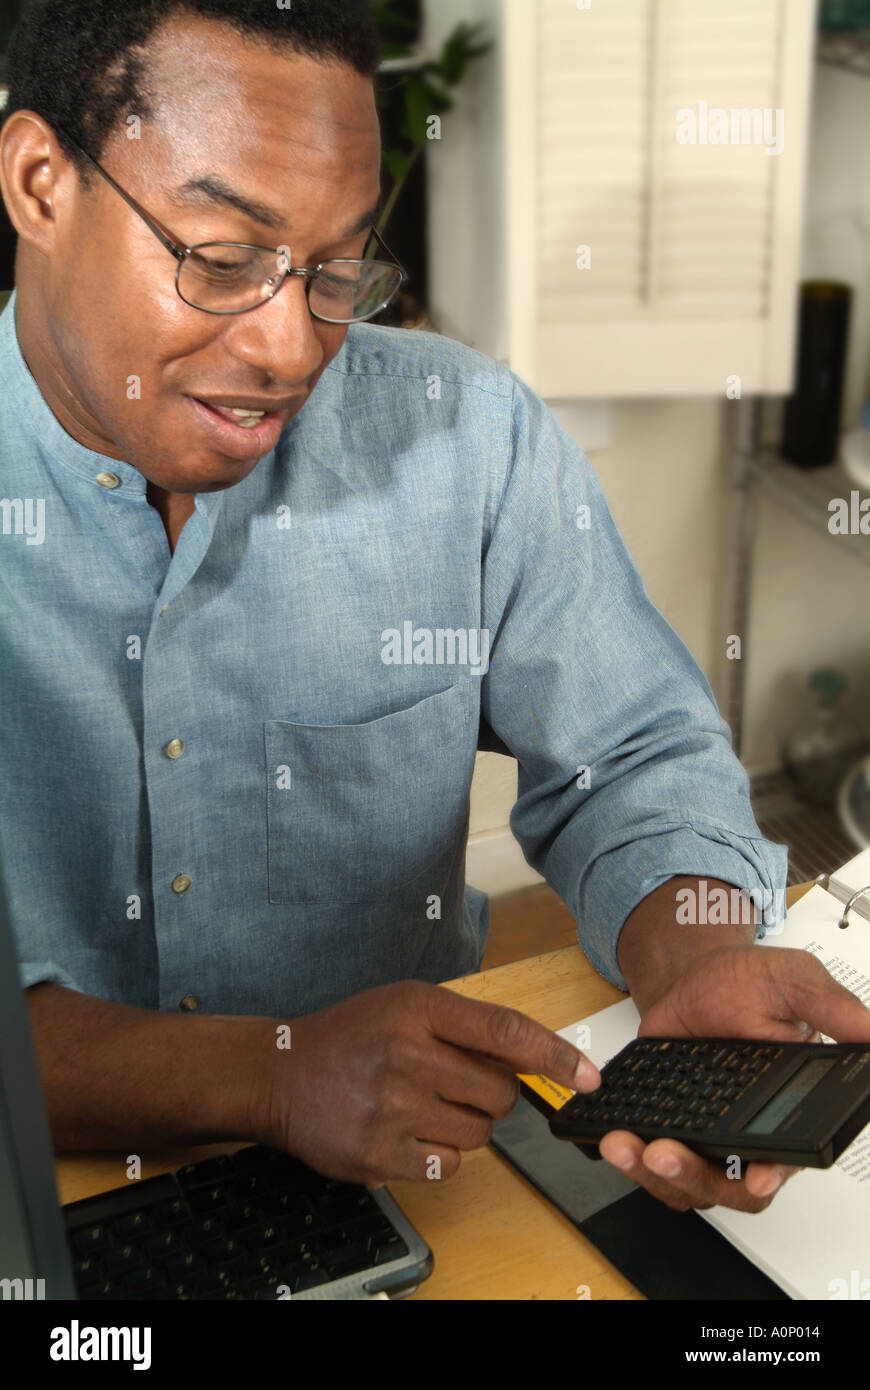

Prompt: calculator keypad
[{"left": 572, "top": 1040, "right": 785, "bottom": 1133}]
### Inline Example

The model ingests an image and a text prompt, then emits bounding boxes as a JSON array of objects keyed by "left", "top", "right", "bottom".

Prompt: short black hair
[{"left": 4, "top": 0, "right": 382, "bottom": 184}]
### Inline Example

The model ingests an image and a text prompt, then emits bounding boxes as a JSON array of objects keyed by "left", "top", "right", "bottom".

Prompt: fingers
[
  {"left": 427, "top": 1040, "right": 520, "bottom": 1119},
  {"left": 368, "top": 1142, "right": 462, "bottom": 1187},
  {"left": 427, "top": 986, "right": 601, "bottom": 1092},
  {"left": 408, "top": 1140, "right": 461, "bottom": 1182},
  {"left": 373, "top": 1060, "right": 511, "bottom": 1181},
  {"left": 419, "top": 1096, "right": 495, "bottom": 1152},
  {"left": 742, "top": 1159, "right": 802, "bottom": 1197},
  {"left": 764, "top": 949, "right": 870, "bottom": 1044},
  {"left": 598, "top": 1130, "right": 801, "bottom": 1213},
  {"left": 790, "top": 1023, "right": 823, "bottom": 1044},
  {"left": 739, "top": 1017, "right": 822, "bottom": 1043},
  {"left": 370, "top": 1132, "right": 468, "bottom": 1186}
]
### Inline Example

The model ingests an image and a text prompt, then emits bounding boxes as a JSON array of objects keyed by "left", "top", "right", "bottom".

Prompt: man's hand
[
  {"left": 260, "top": 980, "right": 600, "bottom": 1186},
  {"left": 598, "top": 943, "right": 870, "bottom": 1211}
]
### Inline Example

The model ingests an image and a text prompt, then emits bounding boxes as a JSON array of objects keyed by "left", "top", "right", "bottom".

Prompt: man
[{"left": 1, "top": 0, "right": 867, "bottom": 1222}]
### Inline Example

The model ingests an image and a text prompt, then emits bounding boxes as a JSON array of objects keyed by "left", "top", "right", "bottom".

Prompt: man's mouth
[
  {"left": 208, "top": 404, "right": 268, "bottom": 430},
  {"left": 186, "top": 395, "right": 300, "bottom": 460}
]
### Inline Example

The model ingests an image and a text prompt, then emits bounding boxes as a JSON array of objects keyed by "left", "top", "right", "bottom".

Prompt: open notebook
[{"left": 547, "top": 847, "right": 870, "bottom": 1301}]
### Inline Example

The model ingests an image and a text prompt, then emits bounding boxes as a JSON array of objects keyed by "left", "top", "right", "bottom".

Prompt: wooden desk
[{"left": 54, "top": 881, "right": 814, "bottom": 1301}]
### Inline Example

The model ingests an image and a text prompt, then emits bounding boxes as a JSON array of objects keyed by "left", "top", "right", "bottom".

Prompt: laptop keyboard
[{"left": 64, "top": 1145, "right": 410, "bottom": 1300}]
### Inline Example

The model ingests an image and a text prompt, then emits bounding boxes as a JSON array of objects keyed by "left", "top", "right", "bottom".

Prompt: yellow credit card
[{"left": 517, "top": 1072, "right": 575, "bottom": 1113}]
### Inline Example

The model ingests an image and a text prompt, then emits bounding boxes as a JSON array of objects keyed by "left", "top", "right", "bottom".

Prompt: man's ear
[{"left": 0, "top": 111, "right": 73, "bottom": 256}]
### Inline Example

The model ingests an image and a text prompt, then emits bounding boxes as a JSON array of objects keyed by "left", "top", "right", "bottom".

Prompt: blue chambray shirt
[{"left": 0, "top": 289, "right": 787, "bottom": 1016}]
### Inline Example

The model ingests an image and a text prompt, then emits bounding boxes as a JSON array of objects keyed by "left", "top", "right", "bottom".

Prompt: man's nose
[{"left": 220, "top": 273, "right": 326, "bottom": 382}]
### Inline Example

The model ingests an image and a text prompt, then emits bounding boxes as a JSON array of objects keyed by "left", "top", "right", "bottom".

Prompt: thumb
[{"left": 769, "top": 950, "right": 870, "bottom": 1044}]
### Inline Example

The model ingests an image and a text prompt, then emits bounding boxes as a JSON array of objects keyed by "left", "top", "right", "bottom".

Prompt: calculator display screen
[{"left": 744, "top": 1056, "right": 837, "bottom": 1134}]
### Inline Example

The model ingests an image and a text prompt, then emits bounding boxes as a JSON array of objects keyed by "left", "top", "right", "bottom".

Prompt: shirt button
[
  {"left": 165, "top": 738, "right": 185, "bottom": 759},
  {"left": 96, "top": 472, "right": 121, "bottom": 489},
  {"left": 172, "top": 874, "right": 192, "bottom": 894},
  {"left": 179, "top": 995, "right": 201, "bottom": 1012}
]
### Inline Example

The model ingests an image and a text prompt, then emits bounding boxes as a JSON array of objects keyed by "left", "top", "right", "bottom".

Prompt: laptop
[{"left": 0, "top": 857, "right": 433, "bottom": 1302}]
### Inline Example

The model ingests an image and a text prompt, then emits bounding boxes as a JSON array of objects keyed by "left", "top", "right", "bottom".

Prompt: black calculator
[{"left": 549, "top": 1037, "right": 870, "bottom": 1168}]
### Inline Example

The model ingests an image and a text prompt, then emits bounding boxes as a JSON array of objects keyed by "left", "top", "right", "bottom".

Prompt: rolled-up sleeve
[
  {"left": 480, "top": 370, "right": 788, "bottom": 993},
  {"left": 18, "top": 959, "right": 84, "bottom": 993}
]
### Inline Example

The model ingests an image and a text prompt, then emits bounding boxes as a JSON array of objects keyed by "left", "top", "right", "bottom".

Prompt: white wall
[{"left": 742, "top": 60, "right": 870, "bottom": 772}]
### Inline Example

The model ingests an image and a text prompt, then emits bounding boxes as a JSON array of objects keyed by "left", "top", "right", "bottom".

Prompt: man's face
[{"left": 23, "top": 13, "right": 382, "bottom": 492}]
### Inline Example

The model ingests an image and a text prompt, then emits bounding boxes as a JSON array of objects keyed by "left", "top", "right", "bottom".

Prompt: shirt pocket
[{"left": 264, "top": 681, "right": 479, "bottom": 905}]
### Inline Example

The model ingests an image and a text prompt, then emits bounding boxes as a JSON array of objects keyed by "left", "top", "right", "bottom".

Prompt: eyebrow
[{"left": 170, "top": 174, "right": 383, "bottom": 244}]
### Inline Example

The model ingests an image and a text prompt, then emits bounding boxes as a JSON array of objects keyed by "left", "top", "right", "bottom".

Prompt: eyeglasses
[{"left": 56, "top": 128, "right": 408, "bottom": 321}]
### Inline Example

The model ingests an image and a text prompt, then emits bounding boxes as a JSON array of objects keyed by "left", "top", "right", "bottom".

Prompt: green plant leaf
[
  {"left": 370, "top": 2, "right": 418, "bottom": 45},
  {"left": 370, "top": 7, "right": 492, "bottom": 246},
  {"left": 383, "top": 149, "right": 411, "bottom": 183},
  {"left": 437, "top": 21, "right": 493, "bottom": 85},
  {"left": 403, "top": 75, "right": 435, "bottom": 146},
  {"left": 420, "top": 78, "right": 453, "bottom": 112}
]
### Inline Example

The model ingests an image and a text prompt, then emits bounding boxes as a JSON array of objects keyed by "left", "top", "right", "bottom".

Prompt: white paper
[{"left": 554, "top": 852, "right": 870, "bottom": 1300}]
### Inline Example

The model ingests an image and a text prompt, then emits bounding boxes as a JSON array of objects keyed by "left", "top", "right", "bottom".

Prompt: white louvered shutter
[{"left": 424, "top": 0, "right": 816, "bottom": 396}]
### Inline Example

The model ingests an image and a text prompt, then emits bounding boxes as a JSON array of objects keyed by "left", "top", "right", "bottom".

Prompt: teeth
[
  {"left": 214, "top": 405, "right": 266, "bottom": 429},
  {"left": 200, "top": 401, "right": 268, "bottom": 428}
]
